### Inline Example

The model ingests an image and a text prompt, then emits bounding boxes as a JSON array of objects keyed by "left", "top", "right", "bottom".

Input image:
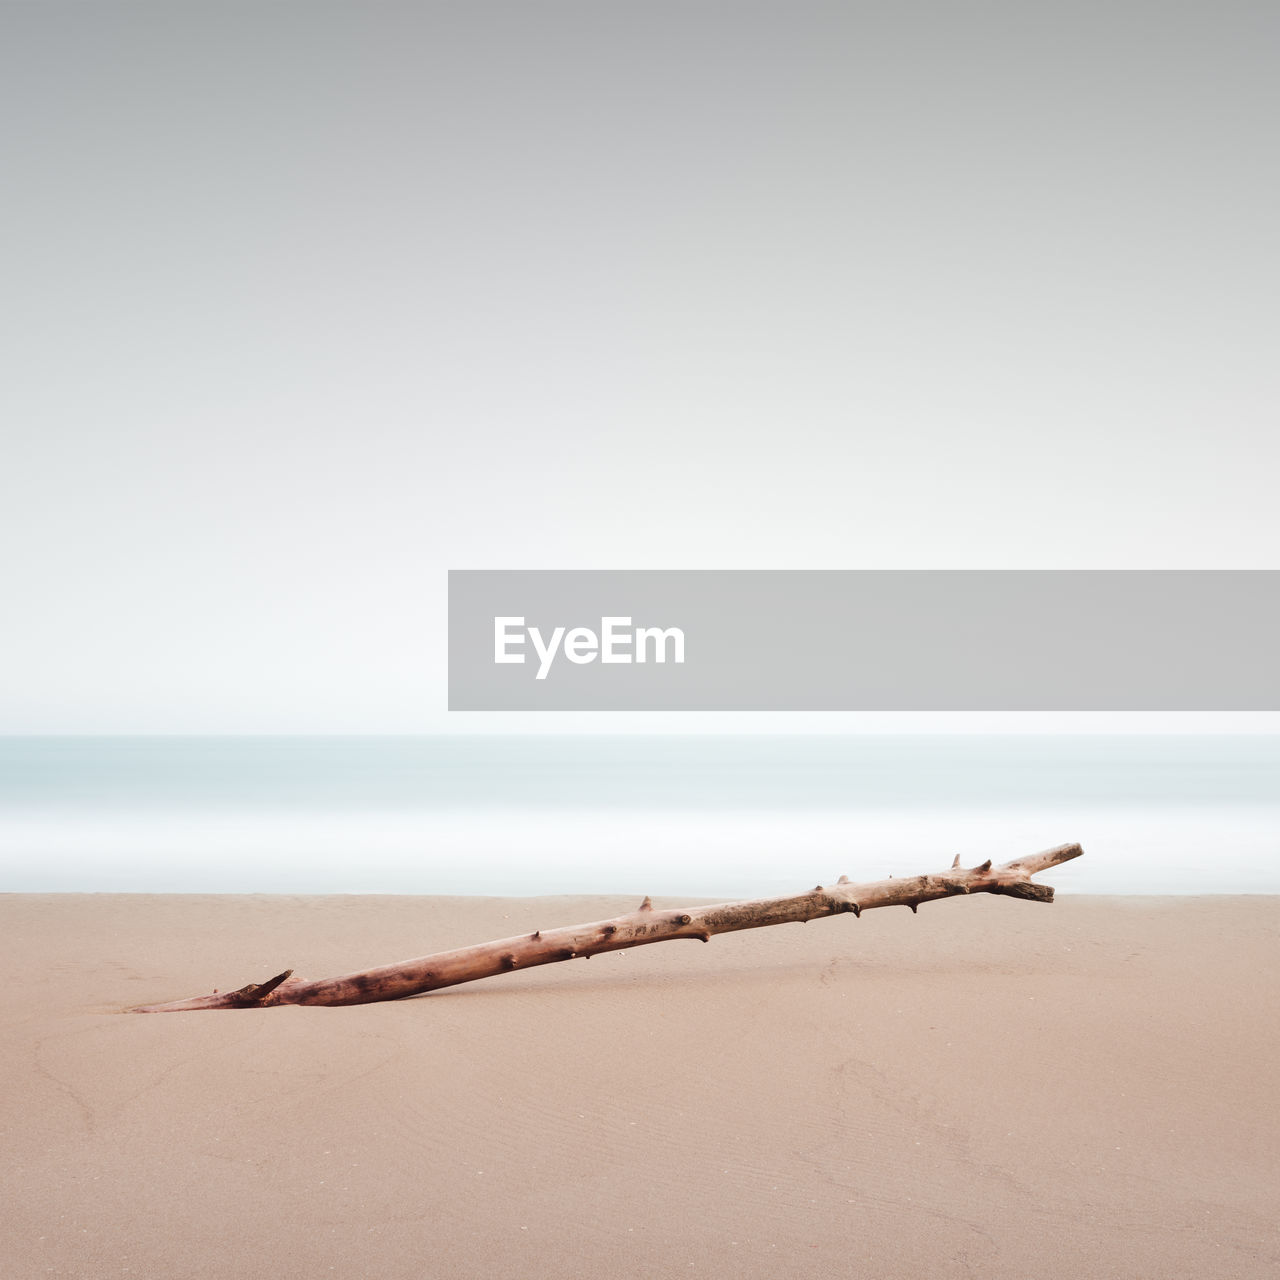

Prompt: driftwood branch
[{"left": 131, "top": 843, "right": 1083, "bottom": 1012}]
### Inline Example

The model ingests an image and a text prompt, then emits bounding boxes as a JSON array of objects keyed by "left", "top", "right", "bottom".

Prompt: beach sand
[{"left": 2, "top": 892, "right": 1276, "bottom": 1278}]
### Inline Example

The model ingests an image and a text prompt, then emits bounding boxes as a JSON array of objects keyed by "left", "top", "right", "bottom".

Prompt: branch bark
[{"left": 131, "top": 842, "right": 1083, "bottom": 1012}]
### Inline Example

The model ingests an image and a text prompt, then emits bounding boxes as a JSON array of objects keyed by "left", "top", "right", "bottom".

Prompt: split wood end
[
  {"left": 992, "top": 881, "right": 1056, "bottom": 903},
  {"left": 229, "top": 969, "right": 293, "bottom": 1006}
]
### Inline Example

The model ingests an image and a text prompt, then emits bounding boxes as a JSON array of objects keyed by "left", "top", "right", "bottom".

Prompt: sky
[{"left": 2, "top": 2, "right": 1277, "bottom": 733}]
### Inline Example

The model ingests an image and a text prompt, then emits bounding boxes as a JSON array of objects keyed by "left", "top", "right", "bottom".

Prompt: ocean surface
[{"left": 1, "top": 736, "right": 1277, "bottom": 895}]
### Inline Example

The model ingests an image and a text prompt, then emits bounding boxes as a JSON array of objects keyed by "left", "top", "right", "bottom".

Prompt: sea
[{"left": 1, "top": 736, "right": 1277, "bottom": 896}]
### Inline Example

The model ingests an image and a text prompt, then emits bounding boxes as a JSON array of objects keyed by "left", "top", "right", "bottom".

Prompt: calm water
[{"left": 1, "top": 736, "right": 1277, "bottom": 894}]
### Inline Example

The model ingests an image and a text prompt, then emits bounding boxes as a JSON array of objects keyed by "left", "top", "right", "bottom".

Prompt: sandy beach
[{"left": 2, "top": 892, "right": 1276, "bottom": 1279}]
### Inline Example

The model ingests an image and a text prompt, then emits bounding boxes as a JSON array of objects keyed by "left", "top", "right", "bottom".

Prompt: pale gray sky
[{"left": 2, "top": 2, "right": 1277, "bottom": 731}]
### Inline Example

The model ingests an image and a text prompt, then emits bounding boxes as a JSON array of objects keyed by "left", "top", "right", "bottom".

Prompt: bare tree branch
[{"left": 131, "top": 843, "right": 1083, "bottom": 1012}]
